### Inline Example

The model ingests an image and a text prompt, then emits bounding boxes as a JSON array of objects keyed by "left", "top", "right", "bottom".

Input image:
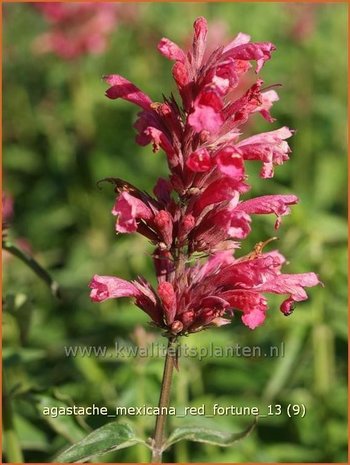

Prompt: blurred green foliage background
[{"left": 3, "top": 2, "right": 347, "bottom": 463}]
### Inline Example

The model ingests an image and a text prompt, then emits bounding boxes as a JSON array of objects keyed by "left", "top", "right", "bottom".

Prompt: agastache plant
[{"left": 89, "top": 17, "right": 320, "bottom": 462}]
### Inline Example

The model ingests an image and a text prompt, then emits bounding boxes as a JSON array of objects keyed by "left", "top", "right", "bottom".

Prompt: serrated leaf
[
  {"left": 163, "top": 417, "right": 257, "bottom": 450},
  {"left": 55, "top": 422, "right": 144, "bottom": 463}
]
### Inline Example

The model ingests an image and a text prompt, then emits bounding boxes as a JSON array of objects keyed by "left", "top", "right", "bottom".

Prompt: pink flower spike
[
  {"left": 158, "top": 38, "right": 186, "bottom": 62},
  {"left": 158, "top": 282, "right": 177, "bottom": 324},
  {"left": 104, "top": 75, "right": 152, "bottom": 110},
  {"left": 216, "top": 147, "right": 244, "bottom": 179},
  {"left": 89, "top": 275, "right": 141, "bottom": 302},
  {"left": 93, "top": 16, "right": 321, "bottom": 335},
  {"left": 186, "top": 148, "right": 213, "bottom": 172},
  {"left": 112, "top": 191, "right": 153, "bottom": 233}
]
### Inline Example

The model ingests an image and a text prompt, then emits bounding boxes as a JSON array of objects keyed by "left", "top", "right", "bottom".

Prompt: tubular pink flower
[
  {"left": 223, "top": 41, "right": 276, "bottom": 73},
  {"left": 89, "top": 275, "right": 142, "bottom": 302},
  {"left": 192, "top": 177, "right": 249, "bottom": 216},
  {"left": 237, "top": 127, "right": 293, "bottom": 178},
  {"left": 104, "top": 75, "right": 153, "bottom": 110},
  {"left": 158, "top": 38, "right": 186, "bottom": 63},
  {"left": 236, "top": 194, "right": 298, "bottom": 228}
]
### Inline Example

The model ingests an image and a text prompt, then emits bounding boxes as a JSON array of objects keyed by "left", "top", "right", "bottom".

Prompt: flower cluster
[
  {"left": 32, "top": 2, "right": 137, "bottom": 59},
  {"left": 90, "top": 18, "right": 320, "bottom": 333}
]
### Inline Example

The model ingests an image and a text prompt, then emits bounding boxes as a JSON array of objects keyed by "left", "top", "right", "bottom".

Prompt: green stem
[
  {"left": 3, "top": 241, "right": 60, "bottom": 298},
  {"left": 3, "top": 374, "right": 24, "bottom": 463},
  {"left": 151, "top": 338, "right": 177, "bottom": 463}
]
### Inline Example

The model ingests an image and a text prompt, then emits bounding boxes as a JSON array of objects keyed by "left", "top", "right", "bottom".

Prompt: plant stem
[
  {"left": 151, "top": 337, "right": 177, "bottom": 463},
  {"left": 3, "top": 241, "right": 60, "bottom": 298}
]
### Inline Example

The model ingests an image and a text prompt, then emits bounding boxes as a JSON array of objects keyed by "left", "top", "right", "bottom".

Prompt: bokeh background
[{"left": 3, "top": 2, "right": 348, "bottom": 463}]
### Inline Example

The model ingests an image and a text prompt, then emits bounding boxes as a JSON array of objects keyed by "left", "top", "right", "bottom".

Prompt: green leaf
[
  {"left": 163, "top": 417, "right": 257, "bottom": 450},
  {"left": 14, "top": 414, "right": 49, "bottom": 452},
  {"left": 55, "top": 422, "right": 144, "bottom": 463}
]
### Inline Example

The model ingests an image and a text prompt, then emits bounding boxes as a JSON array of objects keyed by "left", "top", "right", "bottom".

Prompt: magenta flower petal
[
  {"left": 227, "top": 211, "right": 252, "bottom": 239},
  {"left": 89, "top": 275, "right": 141, "bottom": 302},
  {"left": 188, "top": 104, "right": 223, "bottom": 134},
  {"left": 222, "top": 290, "right": 267, "bottom": 313},
  {"left": 257, "top": 272, "right": 321, "bottom": 301},
  {"left": 112, "top": 191, "right": 153, "bottom": 233},
  {"left": 236, "top": 194, "right": 298, "bottom": 228},
  {"left": 193, "top": 177, "right": 249, "bottom": 216},
  {"left": 143, "top": 127, "right": 178, "bottom": 167},
  {"left": 158, "top": 38, "right": 186, "bottom": 62},
  {"left": 186, "top": 148, "right": 213, "bottom": 172},
  {"left": 224, "top": 42, "right": 276, "bottom": 72},
  {"left": 104, "top": 74, "right": 152, "bottom": 110},
  {"left": 216, "top": 147, "right": 244, "bottom": 179},
  {"left": 254, "top": 90, "right": 279, "bottom": 122},
  {"left": 223, "top": 32, "right": 251, "bottom": 51},
  {"left": 192, "top": 16, "right": 208, "bottom": 69},
  {"left": 237, "top": 126, "right": 293, "bottom": 178},
  {"left": 241, "top": 308, "right": 266, "bottom": 329}
]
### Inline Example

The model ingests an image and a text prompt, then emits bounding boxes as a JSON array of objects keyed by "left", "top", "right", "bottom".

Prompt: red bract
[{"left": 90, "top": 18, "right": 321, "bottom": 334}]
